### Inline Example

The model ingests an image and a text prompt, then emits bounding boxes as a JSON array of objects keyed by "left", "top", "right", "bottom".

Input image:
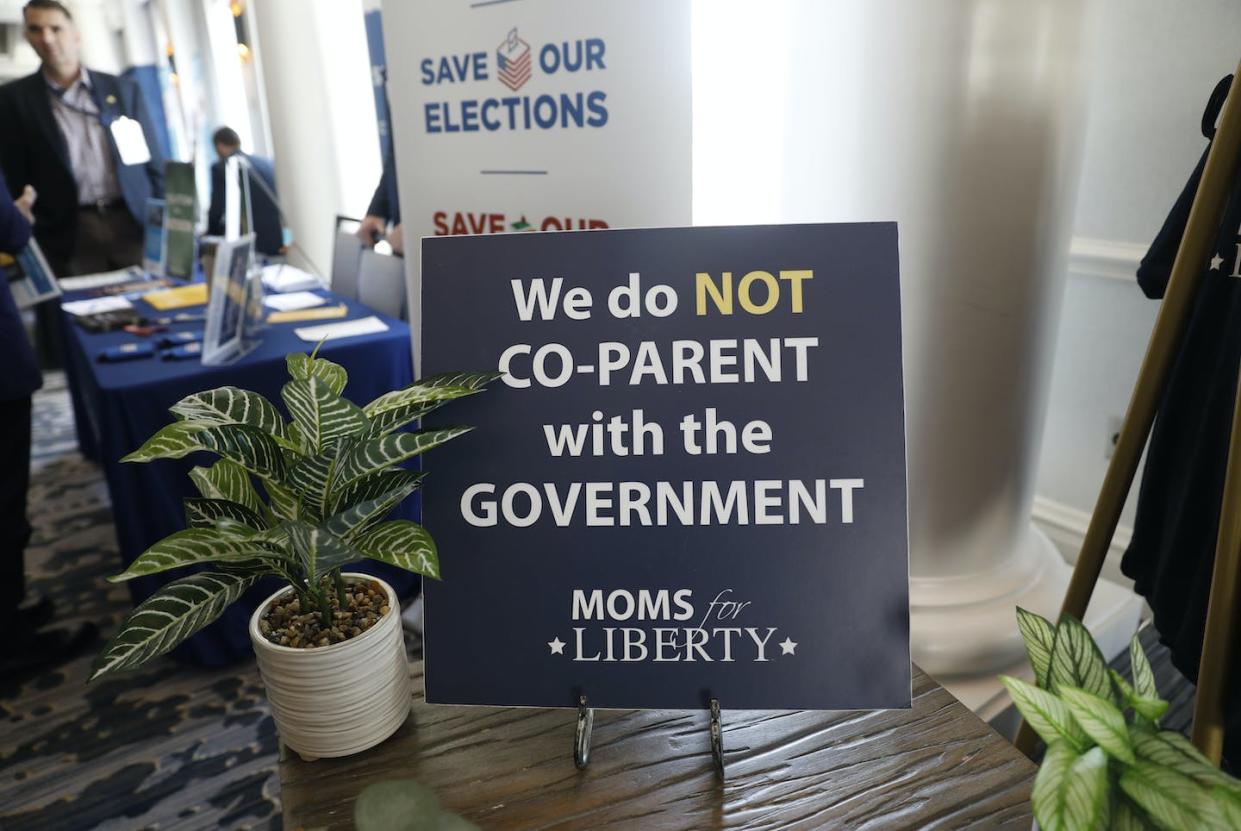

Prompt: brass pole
[
  {"left": 1191, "top": 367, "right": 1241, "bottom": 763},
  {"left": 1015, "top": 58, "right": 1241, "bottom": 757}
]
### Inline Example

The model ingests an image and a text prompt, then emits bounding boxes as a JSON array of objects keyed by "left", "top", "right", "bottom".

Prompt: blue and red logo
[{"left": 496, "top": 28, "right": 532, "bottom": 92}]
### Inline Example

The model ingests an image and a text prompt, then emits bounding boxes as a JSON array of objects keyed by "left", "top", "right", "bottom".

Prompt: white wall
[
  {"left": 1032, "top": 0, "right": 1241, "bottom": 582},
  {"left": 251, "top": 0, "right": 379, "bottom": 276}
]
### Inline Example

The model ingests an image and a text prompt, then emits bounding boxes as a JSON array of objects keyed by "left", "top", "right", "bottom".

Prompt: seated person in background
[
  {"left": 207, "top": 126, "right": 284, "bottom": 257},
  {"left": 357, "top": 147, "right": 403, "bottom": 256}
]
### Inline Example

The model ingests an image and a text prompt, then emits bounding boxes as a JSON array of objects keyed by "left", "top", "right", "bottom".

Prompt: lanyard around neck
[{"left": 49, "top": 82, "right": 109, "bottom": 123}]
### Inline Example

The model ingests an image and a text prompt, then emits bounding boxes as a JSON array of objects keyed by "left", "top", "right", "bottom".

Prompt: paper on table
[
  {"left": 144, "top": 283, "right": 208, "bottom": 310},
  {"left": 268, "top": 305, "right": 348, "bottom": 324},
  {"left": 294, "top": 316, "right": 388, "bottom": 343},
  {"left": 61, "top": 296, "right": 134, "bottom": 316},
  {"left": 58, "top": 267, "right": 145, "bottom": 291},
  {"left": 264, "top": 291, "right": 326, "bottom": 312},
  {"left": 261, "top": 264, "right": 322, "bottom": 293}
]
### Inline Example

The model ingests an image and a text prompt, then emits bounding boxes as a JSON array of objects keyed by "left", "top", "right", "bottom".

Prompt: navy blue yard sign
[{"left": 421, "top": 223, "right": 909, "bottom": 711}]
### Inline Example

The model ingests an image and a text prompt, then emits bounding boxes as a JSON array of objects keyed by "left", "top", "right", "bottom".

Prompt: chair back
[
  {"left": 331, "top": 216, "right": 364, "bottom": 300},
  {"left": 357, "top": 248, "right": 407, "bottom": 319}
]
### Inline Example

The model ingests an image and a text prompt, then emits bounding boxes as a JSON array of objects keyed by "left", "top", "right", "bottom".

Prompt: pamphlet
[
  {"left": 61, "top": 296, "right": 134, "bottom": 317},
  {"left": 263, "top": 291, "right": 326, "bottom": 311},
  {"left": 143, "top": 283, "right": 208, "bottom": 310},
  {"left": 293, "top": 315, "right": 388, "bottom": 342}
]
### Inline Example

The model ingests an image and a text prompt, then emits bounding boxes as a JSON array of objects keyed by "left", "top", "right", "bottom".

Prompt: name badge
[{"left": 110, "top": 116, "right": 151, "bottom": 166}]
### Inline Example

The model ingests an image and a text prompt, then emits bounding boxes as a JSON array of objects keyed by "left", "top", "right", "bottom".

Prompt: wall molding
[
  {"left": 1068, "top": 236, "right": 1148, "bottom": 283},
  {"left": 1032, "top": 495, "right": 1134, "bottom": 587}
]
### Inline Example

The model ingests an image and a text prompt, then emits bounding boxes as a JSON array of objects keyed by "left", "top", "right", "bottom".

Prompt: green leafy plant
[
  {"left": 354, "top": 779, "right": 479, "bottom": 831},
  {"left": 1003, "top": 608, "right": 1241, "bottom": 831},
  {"left": 90, "top": 348, "right": 498, "bottom": 681}
]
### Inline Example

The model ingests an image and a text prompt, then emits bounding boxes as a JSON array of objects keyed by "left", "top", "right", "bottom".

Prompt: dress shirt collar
[{"left": 43, "top": 66, "right": 90, "bottom": 95}]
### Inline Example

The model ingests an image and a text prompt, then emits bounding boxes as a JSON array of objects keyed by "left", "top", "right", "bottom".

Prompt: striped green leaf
[
  {"left": 284, "top": 521, "right": 359, "bottom": 583},
  {"left": 286, "top": 441, "right": 347, "bottom": 522},
  {"left": 1000, "top": 675, "right": 1089, "bottom": 751},
  {"left": 184, "top": 498, "right": 267, "bottom": 532},
  {"left": 214, "top": 557, "right": 280, "bottom": 576},
  {"left": 287, "top": 352, "right": 347, "bottom": 395},
  {"left": 213, "top": 518, "right": 260, "bottom": 538},
  {"left": 352, "top": 520, "right": 440, "bottom": 579},
  {"left": 1016, "top": 606, "right": 1056, "bottom": 688},
  {"left": 188, "top": 459, "right": 265, "bottom": 519},
  {"left": 362, "top": 385, "right": 476, "bottom": 438},
  {"left": 1131, "top": 634, "right": 1159, "bottom": 700},
  {"left": 282, "top": 376, "right": 369, "bottom": 453},
  {"left": 327, "top": 470, "right": 424, "bottom": 518},
  {"left": 263, "top": 477, "right": 300, "bottom": 522},
  {"left": 126, "top": 422, "right": 285, "bottom": 481},
  {"left": 1131, "top": 730, "right": 1241, "bottom": 794},
  {"left": 1110, "top": 668, "right": 1135, "bottom": 699},
  {"left": 1032, "top": 743, "right": 1109, "bottom": 831},
  {"left": 169, "top": 386, "right": 289, "bottom": 444},
  {"left": 365, "top": 370, "right": 499, "bottom": 437},
  {"left": 334, "top": 427, "right": 473, "bottom": 490},
  {"left": 1112, "top": 797, "right": 1158, "bottom": 831},
  {"left": 1120, "top": 761, "right": 1227, "bottom": 830},
  {"left": 90, "top": 572, "right": 258, "bottom": 680},
  {"left": 324, "top": 476, "right": 424, "bottom": 543},
  {"left": 364, "top": 384, "right": 476, "bottom": 418},
  {"left": 1049, "top": 614, "right": 1114, "bottom": 702},
  {"left": 108, "top": 528, "right": 284, "bottom": 582},
  {"left": 1132, "top": 697, "right": 1171, "bottom": 725},
  {"left": 1059, "top": 686, "right": 1135, "bottom": 763},
  {"left": 1111, "top": 669, "right": 1169, "bottom": 726},
  {"left": 417, "top": 370, "right": 503, "bottom": 391},
  {"left": 1214, "top": 788, "right": 1241, "bottom": 828},
  {"left": 197, "top": 425, "right": 286, "bottom": 481},
  {"left": 284, "top": 421, "right": 311, "bottom": 456},
  {"left": 363, "top": 402, "right": 445, "bottom": 440},
  {"left": 122, "top": 420, "right": 210, "bottom": 462}
]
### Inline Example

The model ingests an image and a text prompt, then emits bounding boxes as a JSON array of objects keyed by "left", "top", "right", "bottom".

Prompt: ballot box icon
[{"left": 497, "top": 28, "right": 533, "bottom": 92}]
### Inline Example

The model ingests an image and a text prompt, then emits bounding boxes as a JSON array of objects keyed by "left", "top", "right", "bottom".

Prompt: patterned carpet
[{"left": 0, "top": 373, "right": 283, "bottom": 830}]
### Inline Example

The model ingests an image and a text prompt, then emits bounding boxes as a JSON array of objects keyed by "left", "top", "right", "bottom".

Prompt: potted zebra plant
[
  {"left": 90, "top": 347, "right": 498, "bottom": 759},
  {"left": 1002, "top": 609, "right": 1241, "bottom": 830}
]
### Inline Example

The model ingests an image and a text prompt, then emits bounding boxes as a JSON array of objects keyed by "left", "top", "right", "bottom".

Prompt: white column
[
  {"left": 249, "top": 0, "right": 379, "bottom": 276},
  {"left": 72, "top": 0, "right": 123, "bottom": 74},
  {"left": 695, "top": 0, "right": 1141, "bottom": 706},
  {"left": 116, "top": 0, "right": 159, "bottom": 68},
  {"left": 200, "top": 0, "right": 254, "bottom": 150}
]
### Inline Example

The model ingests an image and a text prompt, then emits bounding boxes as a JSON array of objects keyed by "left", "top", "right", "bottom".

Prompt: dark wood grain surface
[{"left": 281, "top": 662, "right": 1035, "bottom": 830}]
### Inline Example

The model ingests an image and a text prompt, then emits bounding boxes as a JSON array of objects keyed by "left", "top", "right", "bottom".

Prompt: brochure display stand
[
  {"left": 202, "top": 234, "right": 261, "bottom": 366},
  {"left": 2, "top": 238, "right": 61, "bottom": 308},
  {"left": 1015, "top": 54, "right": 1241, "bottom": 764}
]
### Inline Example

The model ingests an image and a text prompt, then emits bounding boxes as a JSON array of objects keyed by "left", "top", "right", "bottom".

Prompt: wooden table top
[{"left": 280, "top": 662, "right": 1036, "bottom": 830}]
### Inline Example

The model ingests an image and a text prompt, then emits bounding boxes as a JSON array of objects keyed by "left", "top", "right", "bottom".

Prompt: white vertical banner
[{"left": 380, "top": 0, "right": 692, "bottom": 373}]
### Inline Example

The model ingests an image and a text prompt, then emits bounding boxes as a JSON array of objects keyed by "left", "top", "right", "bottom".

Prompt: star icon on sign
[
  {"left": 548, "top": 637, "right": 566, "bottom": 655},
  {"left": 779, "top": 637, "right": 798, "bottom": 656},
  {"left": 1210, "top": 253, "right": 1224, "bottom": 270}
]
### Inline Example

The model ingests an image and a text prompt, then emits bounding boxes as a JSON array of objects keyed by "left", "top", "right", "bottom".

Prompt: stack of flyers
[{"left": 496, "top": 28, "right": 532, "bottom": 91}]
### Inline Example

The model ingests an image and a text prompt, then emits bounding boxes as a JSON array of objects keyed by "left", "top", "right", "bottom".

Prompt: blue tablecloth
[{"left": 60, "top": 284, "right": 420, "bottom": 666}]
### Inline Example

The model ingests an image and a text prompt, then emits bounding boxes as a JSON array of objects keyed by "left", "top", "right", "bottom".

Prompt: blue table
[{"left": 60, "top": 284, "right": 420, "bottom": 666}]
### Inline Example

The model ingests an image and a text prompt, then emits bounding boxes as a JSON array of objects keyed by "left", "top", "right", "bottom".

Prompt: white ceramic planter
[{"left": 249, "top": 573, "right": 411, "bottom": 759}]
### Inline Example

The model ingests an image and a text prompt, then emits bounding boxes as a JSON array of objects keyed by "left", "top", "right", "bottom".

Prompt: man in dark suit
[
  {"left": 206, "top": 126, "right": 284, "bottom": 257},
  {"left": 0, "top": 0, "right": 165, "bottom": 278},
  {"left": 0, "top": 167, "right": 97, "bottom": 676}
]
